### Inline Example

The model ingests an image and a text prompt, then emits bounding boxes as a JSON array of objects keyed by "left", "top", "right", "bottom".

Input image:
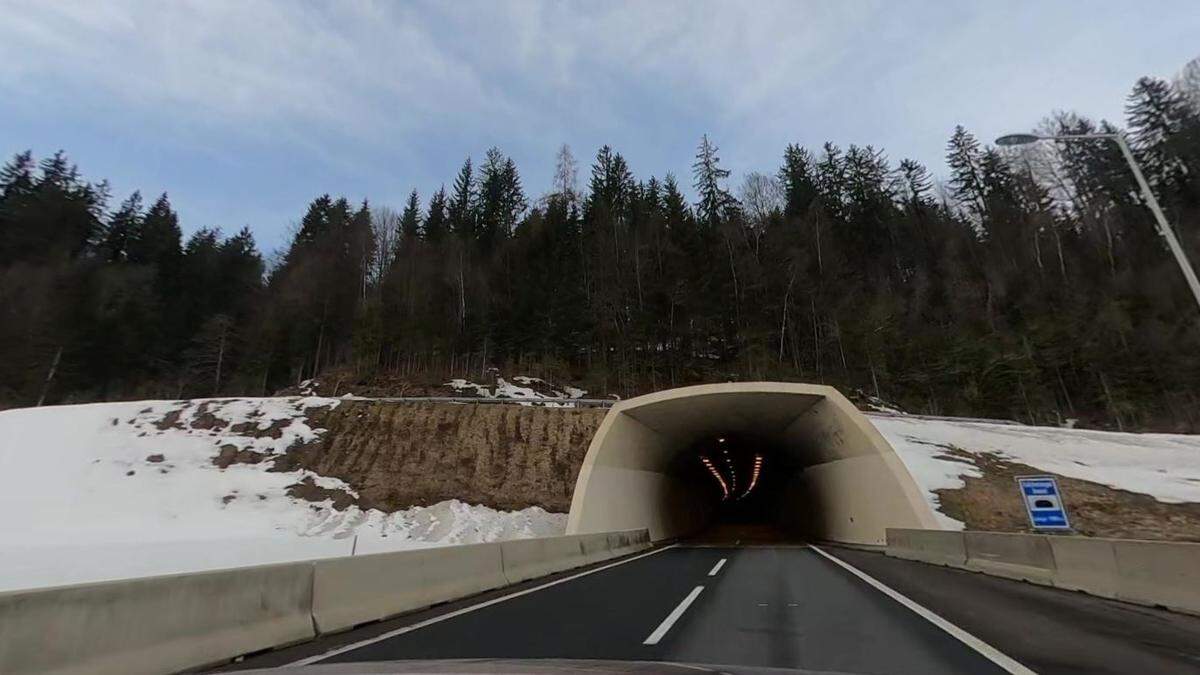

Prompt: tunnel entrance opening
[
  {"left": 673, "top": 433, "right": 807, "bottom": 544},
  {"left": 567, "top": 383, "right": 940, "bottom": 545}
]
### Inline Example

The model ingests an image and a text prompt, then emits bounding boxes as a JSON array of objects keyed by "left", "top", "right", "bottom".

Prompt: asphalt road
[
  {"left": 258, "top": 546, "right": 1006, "bottom": 674},
  {"left": 223, "top": 544, "right": 1200, "bottom": 674}
]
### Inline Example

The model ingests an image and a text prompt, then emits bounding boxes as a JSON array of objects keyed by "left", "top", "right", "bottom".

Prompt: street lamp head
[{"left": 995, "top": 133, "right": 1043, "bottom": 147}]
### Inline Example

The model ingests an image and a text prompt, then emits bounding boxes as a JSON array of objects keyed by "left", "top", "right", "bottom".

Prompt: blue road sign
[{"left": 1017, "top": 476, "right": 1071, "bottom": 530}]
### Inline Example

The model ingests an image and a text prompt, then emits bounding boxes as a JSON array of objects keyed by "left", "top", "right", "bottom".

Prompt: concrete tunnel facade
[{"left": 565, "top": 382, "right": 941, "bottom": 545}]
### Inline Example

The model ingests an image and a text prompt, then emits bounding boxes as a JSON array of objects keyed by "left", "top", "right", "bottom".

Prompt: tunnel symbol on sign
[{"left": 1017, "top": 475, "right": 1071, "bottom": 530}]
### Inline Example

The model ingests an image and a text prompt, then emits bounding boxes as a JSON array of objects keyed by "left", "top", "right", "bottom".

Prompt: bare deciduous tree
[
  {"left": 370, "top": 206, "right": 400, "bottom": 283},
  {"left": 739, "top": 171, "right": 784, "bottom": 225}
]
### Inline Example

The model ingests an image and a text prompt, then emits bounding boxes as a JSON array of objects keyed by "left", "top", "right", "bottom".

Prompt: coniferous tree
[
  {"left": 425, "top": 187, "right": 448, "bottom": 243},
  {"left": 693, "top": 134, "right": 734, "bottom": 229},
  {"left": 400, "top": 190, "right": 421, "bottom": 243}
]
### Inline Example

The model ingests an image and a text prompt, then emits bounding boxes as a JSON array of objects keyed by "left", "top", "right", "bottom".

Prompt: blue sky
[{"left": 2, "top": 1, "right": 1198, "bottom": 253}]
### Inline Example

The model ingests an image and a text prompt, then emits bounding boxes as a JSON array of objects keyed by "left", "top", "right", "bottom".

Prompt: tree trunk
[
  {"left": 1098, "top": 370, "right": 1123, "bottom": 431},
  {"left": 35, "top": 346, "right": 63, "bottom": 407},
  {"left": 779, "top": 272, "right": 795, "bottom": 364},
  {"left": 213, "top": 327, "right": 226, "bottom": 396},
  {"left": 810, "top": 296, "right": 821, "bottom": 379},
  {"left": 726, "top": 235, "right": 741, "bottom": 329},
  {"left": 868, "top": 353, "right": 881, "bottom": 399}
]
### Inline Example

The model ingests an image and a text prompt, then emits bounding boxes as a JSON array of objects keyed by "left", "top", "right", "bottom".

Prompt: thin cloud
[{"left": 1, "top": 0, "right": 1196, "bottom": 251}]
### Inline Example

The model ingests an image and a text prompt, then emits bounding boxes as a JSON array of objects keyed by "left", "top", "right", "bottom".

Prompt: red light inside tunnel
[
  {"left": 700, "top": 455, "right": 730, "bottom": 500},
  {"left": 739, "top": 454, "right": 763, "bottom": 499}
]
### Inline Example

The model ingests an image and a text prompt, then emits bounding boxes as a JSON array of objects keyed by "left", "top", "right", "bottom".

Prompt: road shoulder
[{"left": 824, "top": 546, "right": 1200, "bottom": 675}]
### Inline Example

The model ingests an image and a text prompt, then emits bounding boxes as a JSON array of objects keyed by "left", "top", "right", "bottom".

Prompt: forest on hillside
[{"left": 3, "top": 60, "right": 1200, "bottom": 431}]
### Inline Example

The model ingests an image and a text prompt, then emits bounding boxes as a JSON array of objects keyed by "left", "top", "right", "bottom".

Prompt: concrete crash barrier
[
  {"left": 0, "top": 530, "right": 652, "bottom": 674},
  {"left": 885, "top": 528, "right": 966, "bottom": 566},
  {"left": 1046, "top": 536, "right": 1119, "bottom": 599},
  {"left": 500, "top": 529, "right": 651, "bottom": 585},
  {"left": 0, "top": 561, "right": 314, "bottom": 675},
  {"left": 887, "top": 529, "right": 1200, "bottom": 617},
  {"left": 607, "top": 528, "right": 652, "bottom": 557},
  {"left": 964, "top": 531, "right": 1056, "bottom": 583},
  {"left": 313, "top": 529, "right": 653, "bottom": 634},
  {"left": 312, "top": 542, "right": 508, "bottom": 634},
  {"left": 1111, "top": 539, "right": 1200, "bottom": 615}
]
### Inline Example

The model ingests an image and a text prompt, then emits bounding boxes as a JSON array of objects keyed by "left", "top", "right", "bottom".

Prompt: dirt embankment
[
  {"left": 281, "top": 402, "right": 605, "bottom": 513},
  {"left": 933, "top": 446, "right": 1200, "bottom": 542}
]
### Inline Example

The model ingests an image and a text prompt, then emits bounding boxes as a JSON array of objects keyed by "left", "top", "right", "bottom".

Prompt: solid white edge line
[
  {"left": 707, "top": 558, "right": 727, "bottom": 576},
  {"left": 642, "top": 585, "right": 705, "bottom": 645},
  {"left": 287, "top": 544, "right": 678, "bottom": 667},
  {"left": 808, "top": 545, "right": 1036, "bottom": 675}
]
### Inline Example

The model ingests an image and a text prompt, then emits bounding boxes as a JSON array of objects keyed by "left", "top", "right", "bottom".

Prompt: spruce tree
[
  {"left": 400, "top": 189, "right": 421, "bottom": 242},
  {"left": 448, "top": 158, "right": 475, "bottom": 240},
  {"left": 425, "top": 187, "right": 448, "bottom": 243},
  {"left": 127, "top": 193, "right": 182, "bottom": 269},
  {"left": 692, "top": 134, "right": 733, "bottom": 229},
  {"left": 100, "top": 192, "right": 142, "bottom": 263},
  {"left": 946, "top": 126, "right": 986, "bottom": 216}
]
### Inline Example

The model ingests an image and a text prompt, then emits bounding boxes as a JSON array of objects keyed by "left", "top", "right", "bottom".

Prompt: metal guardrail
[
  {"left": 865, "top": 411, "right": 1024, "bottom": 426},
  {"left": 335, "top": 398, "right": 1020, "bottom": 420},
  {"left": 335, "top": 395, "right": 618, "bottom": 407}
]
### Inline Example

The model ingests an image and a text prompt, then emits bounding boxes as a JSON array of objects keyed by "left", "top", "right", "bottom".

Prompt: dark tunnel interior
[{"left": 672, "top": 433, "right": 806, "bottom": 544}]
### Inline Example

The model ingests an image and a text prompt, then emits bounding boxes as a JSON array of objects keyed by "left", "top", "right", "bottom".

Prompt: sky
[{"left": 2, "top": 1, "right": 1199, "bottom": 253}]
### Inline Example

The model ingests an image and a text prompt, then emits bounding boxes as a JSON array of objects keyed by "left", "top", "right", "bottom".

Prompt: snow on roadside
[
  {"left": 0, "top": 398, "right": 565, "bottom": 591},
  {"left": 446, "top": 375, "right": 588, "bottom": 407},
  {"left": 873, "top": 413, "right": 1200, "bottom": 529}
]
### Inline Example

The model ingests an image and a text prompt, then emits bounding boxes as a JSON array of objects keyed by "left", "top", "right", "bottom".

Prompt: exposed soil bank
[
  {"left": 934, "top": 447, "right": 1200, "bottom": 541},
  {"left": 160, "top": 398, "right": 1199, "bottom": 541},
  {"left": 282, "top": 402, "right": 605, "bottom": 513}
]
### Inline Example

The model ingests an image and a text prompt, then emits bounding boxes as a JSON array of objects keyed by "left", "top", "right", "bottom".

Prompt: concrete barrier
[
  {"left": 964, "top": 531, "right": 1056, "bottom": 583},
  {"left": 0, "top": 561, "right": 314, "bottom": 675},
  {"left": 1111, "top": 539, "right": 1200, "bottom": 614},
  {"left": 499, "top": 530, "right": 651, "bottom": 585},
  {"left": 1047, "top": 536, "right": 1119, "bottom": 599},
  {"left": 311, "top": 541, "right": 508, "bottom": 634},
  {"left": 606, "top": 529, "right": 652, "bottom": 557},
  {"left": 886, "top": 529, "right": 1200, "bottom": 617},
  {"left": 885, "top": 529, "right": 966, "bottom": 566},
  {"left": 0, "top": 530, "right": 653, "bottom": 674}
]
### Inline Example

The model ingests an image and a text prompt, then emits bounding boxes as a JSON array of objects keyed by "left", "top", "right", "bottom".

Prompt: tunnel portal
[{"left": 564, "top": 382, "right": 940, "bottom": 545}]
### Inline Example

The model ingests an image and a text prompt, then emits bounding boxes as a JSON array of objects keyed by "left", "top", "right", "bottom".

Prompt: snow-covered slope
[
  {"left": 0, "top": 398, "right": 564, "bottom": 591},
  {"left": 446, "top": 375, "right": 588, "bottom": 405},
  {"left": 5, "top": 394, "right": 1198, "bottom": 591},
  {"left": 874, "top": 413, "right": 1200, "bottom": 529}
]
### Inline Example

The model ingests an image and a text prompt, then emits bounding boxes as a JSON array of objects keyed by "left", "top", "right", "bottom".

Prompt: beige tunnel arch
[{"left": 565, "top": 382, "right": 941, "bottom": 545}]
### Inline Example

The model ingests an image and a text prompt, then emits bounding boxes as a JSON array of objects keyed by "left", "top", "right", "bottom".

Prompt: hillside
[
  {"left": 2, "top": 389, "right": 1199, "bottom": 592},
  {"left": 0, "top": 397, "right": 574, "bottom": 592},
  {"left": 874, "top": 414, "right": 1200, "bottom": 539}
]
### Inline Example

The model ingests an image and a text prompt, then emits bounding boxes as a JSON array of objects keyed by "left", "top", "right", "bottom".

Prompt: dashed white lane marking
[
  {"left": 707, "top": 558, "right": 727, "bottom": 576},
  {"left": 808, "top": 545, "right": 1036, "bottom": 675},
  {"left": 287, "top": 544, "right": 678, "bottom": 666},
  {"left": 643, "top": 585, "right": 705, "bottom": 645}
]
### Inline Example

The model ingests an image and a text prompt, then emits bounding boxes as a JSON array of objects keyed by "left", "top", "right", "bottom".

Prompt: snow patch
[
  {"left": 446, "top": 375, "right": 588, "bottom": 407},
  {"left": 873, "top": 414, "right": 1200, "bottom": 529},
  {"left": 0, "top": 398, "right": 566, "bottom": 591}
]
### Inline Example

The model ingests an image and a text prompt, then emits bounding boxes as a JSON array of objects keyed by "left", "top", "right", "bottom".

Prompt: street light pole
[{"left": 997, "top": 132, "right": 1200, "bottom": 314}]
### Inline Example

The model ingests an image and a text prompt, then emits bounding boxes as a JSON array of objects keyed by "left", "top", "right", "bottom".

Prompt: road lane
[
  {"left": 319, "top": 546, "right": 724, "bottom": 664},
  {"left": 315, "top": 546, "right": 1006, "bottom": 673},
  {"left": 646, "top": 547, "right": 1006, "bottom": 673}
]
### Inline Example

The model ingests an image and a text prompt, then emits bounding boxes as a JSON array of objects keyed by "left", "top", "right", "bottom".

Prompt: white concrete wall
[
  {"left": 887, "top": 529, "right": 1200, "bottom": 616},
  {"left": 567, "top": 382, "right": 941, "bottom": 545},
  {"left": 0, "top": 530, "right": 652, "bottom": 675}
]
